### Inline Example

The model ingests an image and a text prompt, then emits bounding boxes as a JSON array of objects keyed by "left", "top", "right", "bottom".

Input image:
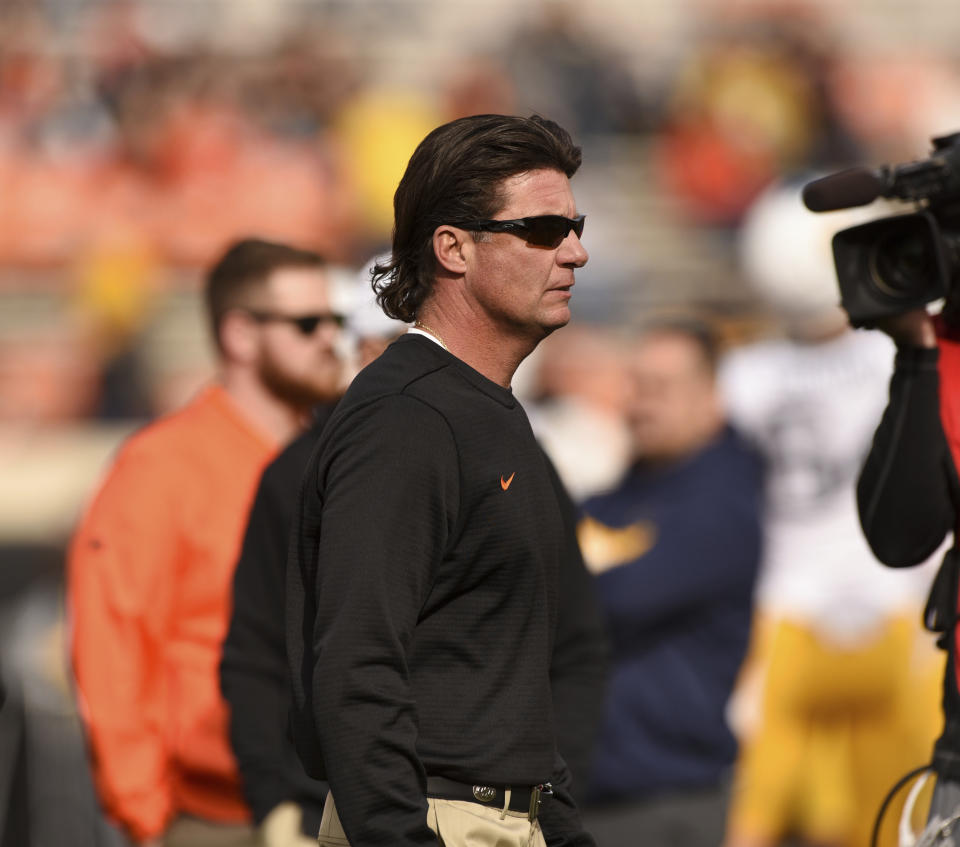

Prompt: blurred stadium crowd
[
  {"left": 3, "top": 0, "right": 960, "bottom": 428},
  {"left": 4, "top": 0, "right": 960, "bottom": 845}
]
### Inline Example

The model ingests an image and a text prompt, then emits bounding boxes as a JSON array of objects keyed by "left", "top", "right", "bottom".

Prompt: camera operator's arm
[{"left": 858, "top": 308, "right": 957, "bottom": 566}]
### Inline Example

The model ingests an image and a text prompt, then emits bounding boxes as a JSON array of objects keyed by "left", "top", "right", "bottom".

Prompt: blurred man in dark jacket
[{"left": 579, "top": 320, "right": 764, "bottom": 847}]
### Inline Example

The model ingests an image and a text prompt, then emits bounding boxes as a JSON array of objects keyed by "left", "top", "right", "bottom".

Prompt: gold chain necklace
[{"left": 413, "top": 320, "right": 448, "bottom": 350}]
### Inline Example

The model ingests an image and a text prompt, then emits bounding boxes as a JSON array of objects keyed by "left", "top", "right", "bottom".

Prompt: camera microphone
[
  {"left": 802, "top": 168, "right": 885, "bottom": 212},
  {"left": 803, "top": 133, "right": 960, "bottom": 325}
]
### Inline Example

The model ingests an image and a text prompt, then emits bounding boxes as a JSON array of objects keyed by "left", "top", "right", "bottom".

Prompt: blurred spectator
[
  {"left": 239, "top": 28, "right": 361, "bottom": 140},
  {"left": 0, "top": 321, "right": 101, "bottom": 422},
  {"left": 67, "top": 239, "right": 344, "bottom": 846},
  {"left": 522, "top": 325, "right": 633, "bottom": 501},
  {"left": 829, "top": 53, "right": 960, "bottom": 162},
  {"left": 218, "top": 257, "right": 404, "bottom": 847},
  {"left": 72, "top": 230, "right": 161, "bottom": 420},
  {"left": 501, "top": 0, "right": 647, "bottom": 137},
  {"left": 341, "top": 255, "right": 408, "bottom": 370},
  {"left": 654, "top": 7, "right": 862, "bottom": 227},
  {"left": 327, "top": 86, "right": 442, "bottom": 255},
  {"left": 441, "top": 55, "right": 517, "bottom": 122},
  {"left": 720, "top": 183, "right": 942, "bottom": 847},
  {"left": 577, "top": 320, "right": 764, "bottom": 847},
  {"left": 0, "top": 7, "right": 353, "bottom": 269}
]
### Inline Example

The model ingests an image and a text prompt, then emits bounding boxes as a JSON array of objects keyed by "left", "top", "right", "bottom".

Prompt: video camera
[{"left": 802, "top": 132, "right": 960, "bottom": 327}]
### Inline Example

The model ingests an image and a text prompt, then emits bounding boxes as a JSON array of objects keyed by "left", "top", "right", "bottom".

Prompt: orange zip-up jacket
[{"left": 68, "top": 385, "right": 278, "bottom": 843}]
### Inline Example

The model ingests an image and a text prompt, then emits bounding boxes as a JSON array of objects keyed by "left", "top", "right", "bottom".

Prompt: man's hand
[
  {"left": 872, "top": 308, "right": 937, "bottom": 348},
  {"left": 260, "top": 802, "right": 318, "bottom": 847}
]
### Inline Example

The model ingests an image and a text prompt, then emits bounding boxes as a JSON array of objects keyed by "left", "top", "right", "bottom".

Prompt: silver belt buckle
[
  {"left": 473, "top": 785, "right": 496, "bottom": 803},
  {"left": 528, "top": 783, "right": 553, "bottom": 821}
]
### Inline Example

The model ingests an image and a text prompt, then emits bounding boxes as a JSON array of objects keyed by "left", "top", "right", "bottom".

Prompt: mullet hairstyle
[
  {"left": 372, "top": 114, "right": 582, "bottom": 323},
  {"left": 205, "top": 237, "right": 326, "bottom": 353}
]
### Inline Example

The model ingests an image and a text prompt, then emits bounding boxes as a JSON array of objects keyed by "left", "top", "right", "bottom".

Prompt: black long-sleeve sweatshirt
[
  {"left": 219, "top": 404, "right": 605, "bottom": 832},
  {"left": 220, "top": 410, "right": 334, "bottom": 834},
  {"left": 287, "top": 334, "right": 602, "bottom": 847}
]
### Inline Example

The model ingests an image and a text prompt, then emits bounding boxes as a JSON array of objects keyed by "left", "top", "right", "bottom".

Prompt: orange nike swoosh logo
[{"left": 500, "top": 472, "right": 516, "bottom": 491}]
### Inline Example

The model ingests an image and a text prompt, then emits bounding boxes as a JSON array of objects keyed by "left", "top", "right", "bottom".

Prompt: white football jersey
[{"left": 721, "top": 329, "right": 939, "bottom": 643}]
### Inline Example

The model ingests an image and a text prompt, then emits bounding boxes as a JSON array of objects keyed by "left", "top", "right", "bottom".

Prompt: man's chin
[
  {"left": 301, "top": 377, "right": 343, "bottom": 406},
  {"left": 541, "top": 306, "right": 572, "bottom": 334},
  {"left": 274, "top": 389, "right": 339, "bottom": 412},
  {"left": 260, "top": 367, "right": 342, "bottom": 410}
]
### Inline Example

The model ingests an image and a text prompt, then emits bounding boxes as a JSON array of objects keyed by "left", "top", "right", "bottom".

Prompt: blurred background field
[{"left": 3, "top": 0, "right": 960, "bottom": 844}]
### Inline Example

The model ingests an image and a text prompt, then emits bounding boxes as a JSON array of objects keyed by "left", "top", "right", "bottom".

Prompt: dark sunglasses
[
  {"left": 452, "top": 214, "right": 586, "bottom": 248},
  {"left": 246, "top": 310, "right": 346, "bottom": 335}
]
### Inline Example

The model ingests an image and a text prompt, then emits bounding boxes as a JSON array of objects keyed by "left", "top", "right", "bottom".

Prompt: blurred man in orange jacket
[{"left": 67, "top": 238, "right": 345, "bottom": 847}]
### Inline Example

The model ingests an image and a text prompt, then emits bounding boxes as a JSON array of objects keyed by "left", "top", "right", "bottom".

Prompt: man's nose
[
  {"left": 560, "top": 231, "right": 589, "bottom": 268},
  {"left": 316, "top": 321, "right": 343, "bottom": 348}
]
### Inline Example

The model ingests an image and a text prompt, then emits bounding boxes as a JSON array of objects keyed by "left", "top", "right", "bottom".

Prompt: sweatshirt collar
[{"left": 399, "top": 334, "right": 517, "bottom": 409}]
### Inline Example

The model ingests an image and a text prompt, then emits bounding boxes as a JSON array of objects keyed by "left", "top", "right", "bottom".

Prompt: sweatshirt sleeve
[
  {"left": 538, "top": 758, "right": 597, "bottom": 847},
  {"left": 67, "top": 443, "right": 178, "bottom": 843},
  {"left": 540, "top": 452, "right": 608, "bottom": 801},
  {"left": 857, "top": 345, "right": 957, "bottom": 566},
  {"left": 306, "top": 395, "right": 459, "bottom": 846}
]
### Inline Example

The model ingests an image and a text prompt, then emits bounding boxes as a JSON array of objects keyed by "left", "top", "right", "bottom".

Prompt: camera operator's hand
[{"left": 872, "top": 308, "right": 937, "bottom": 349}]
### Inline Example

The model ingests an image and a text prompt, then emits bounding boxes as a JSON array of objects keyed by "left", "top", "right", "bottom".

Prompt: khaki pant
[
  {"left": 163, "top": 816, "right": 258, "bottom": 847},
  {"left": 317, "top": 791, "right": 547, "bottom": 847}
]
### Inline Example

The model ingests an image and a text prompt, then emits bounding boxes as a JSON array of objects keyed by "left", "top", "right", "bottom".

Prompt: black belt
[{"left": 426, "top": 776, "right": 552, "bottom": 821}]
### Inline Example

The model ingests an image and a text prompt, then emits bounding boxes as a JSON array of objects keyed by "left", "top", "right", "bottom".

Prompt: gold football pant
[{"left": 725, "top": 614, "right": 944, "bottom": 847}]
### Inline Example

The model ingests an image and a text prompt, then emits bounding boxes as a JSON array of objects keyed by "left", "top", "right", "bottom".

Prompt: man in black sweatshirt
[
  {"left": 221, "top": 411, "right": 333, "bottom": 847},
  {"left": 221, "top": 410, "right": 605, "bottom": 847},
  {"left": 287, "top": 114, "right": 597, "bottom": 847},
  {"left": 219, "top": 269, "right": 407, "bottom": 847},
  {"left": 857, "top": 305, "right": 960, "bottom": 833},
  {"left": 221, "top": 286, "right": 605, "bottom": 847}
]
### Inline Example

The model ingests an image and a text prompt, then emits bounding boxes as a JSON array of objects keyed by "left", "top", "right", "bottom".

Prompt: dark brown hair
[
  {"left": 372, "top": 114, "right": 582, "bottom": 322},
  {"left": 205, "top": 238, "right": 325, "bottom": 352}
]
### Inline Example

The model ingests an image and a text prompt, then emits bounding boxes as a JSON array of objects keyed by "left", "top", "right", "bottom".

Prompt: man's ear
[
  {"left": 433, "top": 225, "right": 469, "bottom": 275},
  {"left": 219, "top": 309, "right": 259, "bottom": 364}
]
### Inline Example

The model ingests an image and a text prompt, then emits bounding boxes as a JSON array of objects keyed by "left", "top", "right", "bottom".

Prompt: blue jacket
[{"left": 580, "top": 426, "right": 763, "bottom": 802}]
